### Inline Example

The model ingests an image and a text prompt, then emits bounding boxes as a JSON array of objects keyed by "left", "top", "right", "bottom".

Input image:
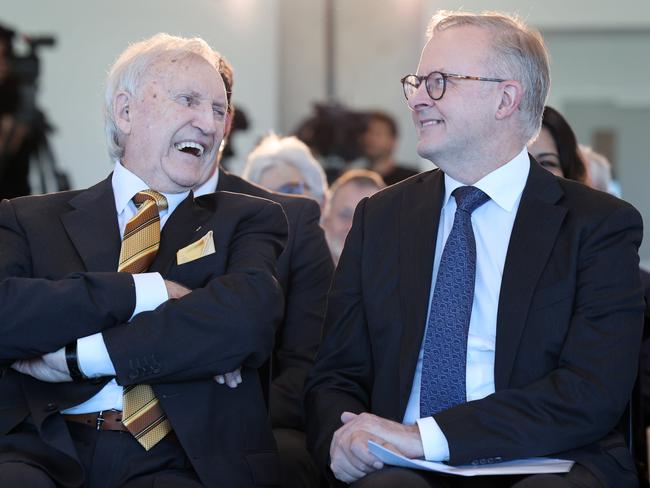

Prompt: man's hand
[
  {"left": 214, "top": 367, "right": 242, "bottom": 388},
  {"left": 164, "top": 280, "right": 191, "bottom": 299},
  {"left": 329, "top": 412, "right": 425, "bottom": 484},
  {"left": 11, "top": 347, "right": 72, "bottom": 382},
  {"left": 340, "top": 412, "right": 425, "bottom": 459}
]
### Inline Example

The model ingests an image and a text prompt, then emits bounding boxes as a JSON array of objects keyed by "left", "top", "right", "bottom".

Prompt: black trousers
[
  {"left": 0, "top": 420, "right": 201, "bottom": 488},
  {"left": 274, "top": 427, "right": 321, "bottom": 488}
]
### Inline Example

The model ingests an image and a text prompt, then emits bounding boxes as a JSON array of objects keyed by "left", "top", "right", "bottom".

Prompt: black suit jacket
[
  {"left": 0, "top": 176, "right": 288, "bottom": 487},
  {"left": 305, "top": 159, "right": 645, "bottom": 487},
  {"left": 216, "top": 169, "right": 334, "bottom": 430}
]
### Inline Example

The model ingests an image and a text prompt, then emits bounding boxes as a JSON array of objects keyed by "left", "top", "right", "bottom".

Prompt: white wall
[
  {"left": 278, "top": 0, "right": 650, "bottom": 260},
  {"left": 279, "top": 0, "right": 650, "bottom": 172},
  {"left": 4, "top": 0, "right": 650, "bottom": 250},
  {"left": 2, "top": 0, "right": 278, "bottom": 188}
]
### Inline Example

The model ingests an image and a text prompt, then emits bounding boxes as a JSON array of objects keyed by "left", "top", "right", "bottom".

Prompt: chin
[{"left": 416, "top": 143, "right": 438, "bottom": 162}]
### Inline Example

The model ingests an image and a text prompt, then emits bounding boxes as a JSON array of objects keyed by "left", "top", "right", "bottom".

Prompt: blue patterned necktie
[{"left": 420, "top": 185, "right": 490, "bottom": 417}]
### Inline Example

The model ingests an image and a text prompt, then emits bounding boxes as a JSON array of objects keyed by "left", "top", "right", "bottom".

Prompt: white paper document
[{"left": 368, "top": 441, "right": 574, "bottom": 477}]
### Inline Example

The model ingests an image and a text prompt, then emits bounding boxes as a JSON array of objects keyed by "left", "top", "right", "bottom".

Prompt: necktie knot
[
  {"left": 133, "top": 190, "right": 168, "bottom": 212},
  {"left": 453, "top": 186, "right": 489, "bottom": 214}
]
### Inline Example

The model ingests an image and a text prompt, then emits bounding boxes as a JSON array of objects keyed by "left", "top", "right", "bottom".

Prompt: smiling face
[
  {"left": 407, "top": 26, "right": 511, "bottom": 181},
  {"left": 116, "top": 54, "right": 227, "bottom": 193}
]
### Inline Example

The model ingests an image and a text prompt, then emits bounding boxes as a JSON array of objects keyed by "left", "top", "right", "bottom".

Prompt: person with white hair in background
[{"left": 242, "top": 134, "right": 328, "bottom": 210}]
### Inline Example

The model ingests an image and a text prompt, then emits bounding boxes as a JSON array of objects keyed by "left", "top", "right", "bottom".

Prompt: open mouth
[{"left": 174, "top": 141, "right": 205, "bottom": 157}]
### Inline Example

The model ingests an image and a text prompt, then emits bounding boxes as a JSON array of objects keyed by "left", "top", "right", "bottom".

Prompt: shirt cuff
[
  {"left": 416, "top": 416, "right": 450, "bottom": 462},
  {"left": 132, "top": 272, "right": 168, "bottom": 319},
  {"left": 77, "top": 334, "right": 116, "bottom": 378}
]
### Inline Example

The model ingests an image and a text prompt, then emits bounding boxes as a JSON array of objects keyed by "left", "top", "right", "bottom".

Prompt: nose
[
  {"left": 193, "top": 103, "right": 218, "bottom": 135},
  {"left": 407, "top": 82, "right": 434, "bottom": 112}
]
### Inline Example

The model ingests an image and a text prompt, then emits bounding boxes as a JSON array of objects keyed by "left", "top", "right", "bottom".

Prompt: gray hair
[
  {"left": 104, "top": 33, "right": 222, "bottom": 161},
  {"left": 243, "top": 134, "right": 328, "bottom": 205},
  {"left": 427, "top": 10, "right": 550, "bottom": 142},
  {"left": 324, "top": 169, "right": 385, "bottom": 219},
  {"left": 580, "top": 144, "right": 613, "bottom": 194}
]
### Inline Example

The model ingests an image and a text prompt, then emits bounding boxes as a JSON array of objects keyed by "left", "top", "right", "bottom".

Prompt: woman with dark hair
[{"left": 528, "top": 105, "right": 587, "bottom": 182}]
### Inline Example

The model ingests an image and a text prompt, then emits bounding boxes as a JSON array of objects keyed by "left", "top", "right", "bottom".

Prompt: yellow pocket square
[{"left": 176, "top": 230, "right": 215, "bottom": 265}]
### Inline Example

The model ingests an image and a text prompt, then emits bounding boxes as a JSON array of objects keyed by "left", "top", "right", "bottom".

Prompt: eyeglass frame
[
  {"left": 274, "top": 181, "right": 309, "bottom": 196},
  {"left": 400, "top": 71, "right": 506, "bottom": 101}
]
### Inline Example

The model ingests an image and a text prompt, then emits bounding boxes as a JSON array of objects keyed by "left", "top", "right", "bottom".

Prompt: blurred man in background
[{"left": 321, "top": 169, "right": 385, "bottom": 265}]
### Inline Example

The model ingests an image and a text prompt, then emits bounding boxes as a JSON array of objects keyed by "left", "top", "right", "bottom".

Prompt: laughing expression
[{"left": 119, "top": 54, "right": 227, "bottom": 193}]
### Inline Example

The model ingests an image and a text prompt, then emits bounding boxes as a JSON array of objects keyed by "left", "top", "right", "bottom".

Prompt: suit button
[{"left": 45, "top": 402, "right": 57, "bottom": 412}]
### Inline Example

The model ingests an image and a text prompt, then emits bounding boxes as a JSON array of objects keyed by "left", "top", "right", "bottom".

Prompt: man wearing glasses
[{"left": 305, "top": 10, "right": 643, "bottom": 488}]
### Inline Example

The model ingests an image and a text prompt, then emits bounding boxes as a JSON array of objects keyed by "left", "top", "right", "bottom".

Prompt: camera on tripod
[
  {"left": 1, "top": 25, "right": 56, "bottom": 124},
  {"left": 10, "top": 33, "right": 56, "bottom": 87},
  {"left": 0, "top": 22, "right": 68, "bottom": 198}
]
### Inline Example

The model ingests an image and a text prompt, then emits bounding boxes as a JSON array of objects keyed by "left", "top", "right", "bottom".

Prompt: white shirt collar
[
  {"left": 442, "top": 147, "right": 530, "bottom": 212},
  {"left": 111, "top": 161, "right": 190, "bottom": 216},
  {"left": 193, "top": 164, "right": 220, "bottom": 197}
]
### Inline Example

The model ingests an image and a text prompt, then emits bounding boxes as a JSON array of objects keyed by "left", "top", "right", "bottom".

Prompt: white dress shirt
[
  {"left": 402, "top": 148, "right": 530, "bottom": 460},
  {"left": 63, "top": 161, "right": 189, "bottom": 414}
]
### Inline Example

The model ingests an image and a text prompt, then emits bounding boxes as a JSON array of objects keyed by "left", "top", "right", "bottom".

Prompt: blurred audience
[
  {"left": 196, "top": 57, "right": 332, "bottom": 488},
  {"left": 294, "top": 103, "right": 366, "bottom": 184},
  {"left": 321, "top": 169, "right": 385, "bottom": 265},
  {"left": 580, "top": 144, "right": 621, "bottom": 196},
  {"left": 243, "top": 133, "right": 328, "bottom": 209},
  {"left": 359, "top": 110, "right": 418, "bottom": 185},
  {"left": 528, "top": 105, "right": 587, "bottom": 182}
]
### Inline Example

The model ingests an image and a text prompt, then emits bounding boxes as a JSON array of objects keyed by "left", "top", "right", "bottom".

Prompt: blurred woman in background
[
  {"left": 528, "top": 105, "right": 587, "bottom": 183},
  {"left": 243, "top": 133, "right": 328, "bottom": 210}
]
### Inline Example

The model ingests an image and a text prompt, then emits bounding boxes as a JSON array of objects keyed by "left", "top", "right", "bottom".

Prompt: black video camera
[
  {"left": 0, "top": 23, "right": 56, "bottom": 131},
  {"left": 10, "top": 34, "right": 56, "bottom": 87}
]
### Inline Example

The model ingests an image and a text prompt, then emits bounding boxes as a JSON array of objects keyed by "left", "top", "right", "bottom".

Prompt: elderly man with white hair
[{"left": 0, "top": 33, "right": 287, "bottom": 487}]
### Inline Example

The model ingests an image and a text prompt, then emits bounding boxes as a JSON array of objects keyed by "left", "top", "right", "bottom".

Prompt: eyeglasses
[
  {"left": 400, "top": 71, "right": 505, "bottom": 101},
  {"left": 275, "top": 181, "right": 308, "bottom": 195}
]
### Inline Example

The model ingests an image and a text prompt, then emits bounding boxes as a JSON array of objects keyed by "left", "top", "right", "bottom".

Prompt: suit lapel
[
  {"left": 60, "top": 177, "right": 121, "bottom": 272},
  {"left": 397, "top": 170, "right": 444, "bottom": 414},
  {"left": 215, "top": 168, "right": 241, "bottom": 192},
  {"left": 150, "top": 192, "right": 213, "bottom": 274},
  {"left": 494, "top": 159, "right": 566, "bottom": 388}
]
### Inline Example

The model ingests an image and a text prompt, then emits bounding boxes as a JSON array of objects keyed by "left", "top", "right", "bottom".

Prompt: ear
[
  {"left": 495, "top": 80, "right": 523, "bottom": 121},
  {"left": 113, "top": 91, "right": 133, "bottom": 134}
]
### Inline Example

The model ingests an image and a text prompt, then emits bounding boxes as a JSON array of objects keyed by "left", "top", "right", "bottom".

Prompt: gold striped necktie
[{"left": 119, "top": 190, "right": 172, "bottom": 450}]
